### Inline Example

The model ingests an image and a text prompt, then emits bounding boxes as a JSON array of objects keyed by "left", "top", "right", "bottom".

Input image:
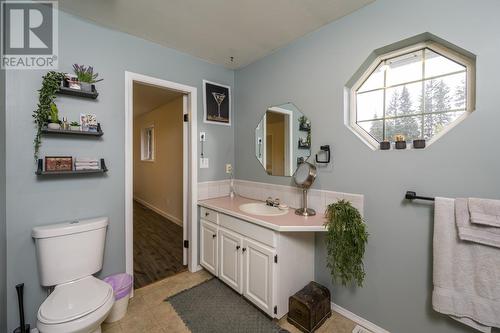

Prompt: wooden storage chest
[{"left": 287, "top": 281, "right": 331, "bottom": 332}]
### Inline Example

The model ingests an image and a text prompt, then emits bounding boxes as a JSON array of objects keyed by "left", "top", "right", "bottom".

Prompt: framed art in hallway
[{"left": 203, "top": 80, "right": 231, "bottom": 126}]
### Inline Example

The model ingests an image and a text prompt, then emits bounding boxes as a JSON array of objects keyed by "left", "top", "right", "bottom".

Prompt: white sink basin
[{"left": 239, "top": 202, "right": 288, "bottom": 216}]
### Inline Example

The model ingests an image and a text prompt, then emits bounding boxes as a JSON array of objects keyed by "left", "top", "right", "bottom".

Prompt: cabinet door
[
  {"left": 242, "top": 238, "right": 275, "bottom": 316},
  {"left": 200, "top": 220, "right": 218, "bottom": 275},
  {"left": 219, "top": 228, "right": 243, "bottom": 293}
]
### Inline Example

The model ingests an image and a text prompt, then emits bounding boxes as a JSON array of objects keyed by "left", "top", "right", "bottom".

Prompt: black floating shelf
[
  {"left": 42, "top": 123, "right": 103, "bottom": 137},
  {"left": 57, "top": 85, "right": 99, "bottom": 99},
  {"left": 299, "top": 126, "right": 311, "bottom": 132},
  {"left": 36, "top": 158, "right": 108, "bottom": 176}
]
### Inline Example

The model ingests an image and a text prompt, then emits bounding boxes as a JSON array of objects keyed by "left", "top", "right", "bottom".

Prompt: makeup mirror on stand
[{"left": 293, "top": 162, "right": 317, "bottom": 216}]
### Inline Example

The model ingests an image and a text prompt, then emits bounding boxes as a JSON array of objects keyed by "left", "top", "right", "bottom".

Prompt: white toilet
[{"left": 32, "top": 217, "right": 115, "bottom": 333}]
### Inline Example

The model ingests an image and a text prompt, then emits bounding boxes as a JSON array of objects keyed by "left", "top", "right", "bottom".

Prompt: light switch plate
[
  {"left": 225, "top": 164, "right": 232, "bottom": 174},
  {"left": 199, "top": 132, "right": 206, "bottom": 142},
  {"left": 200, "top": 157, "right": 209, "bottom": 168}
]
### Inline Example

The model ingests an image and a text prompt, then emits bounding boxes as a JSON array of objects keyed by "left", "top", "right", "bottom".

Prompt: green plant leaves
[
  {"left": 324, "top": 199, "right": 368, "bottom": 287},
  {"left": 72, "top": 64, "right": 102, "bottom": 83},
  {"left": 33, "top": 71, "right": 64, "bottom": 161}
]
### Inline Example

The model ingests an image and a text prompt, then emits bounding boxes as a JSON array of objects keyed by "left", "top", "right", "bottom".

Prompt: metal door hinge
[
  {"left": 183, "top": 114, "right": 189, "bottom": 122},
  {"left": 274, "top": 254, "right": 278, "bottom": 263},
  {"left": 183, "top": 240, "right": 189, "bottom": 248}
]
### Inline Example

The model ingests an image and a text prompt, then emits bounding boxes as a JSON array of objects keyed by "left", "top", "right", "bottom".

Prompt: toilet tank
[{"left": 32, "top": 217, "right": 109, "bottom": 286}]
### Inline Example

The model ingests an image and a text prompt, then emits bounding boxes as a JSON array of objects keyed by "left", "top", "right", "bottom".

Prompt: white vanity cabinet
[
  {"left": 199, "top": 205, "right": 315, "bottom": 318},
  {"left": 242, "top": 237, "right": 276, "bottom": 315},
  {"left": 218, "top": 228, "right": 243, "bottom": 293},
  {"left": 200, "top": 220, "right": 218, "bottom": 276}
]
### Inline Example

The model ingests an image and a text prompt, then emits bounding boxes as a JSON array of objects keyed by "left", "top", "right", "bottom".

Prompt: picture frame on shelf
[
  {"left": 45, "top": 156, "right": 73, "bottom": 172},
  {"left": 203, "top": 80, "right": 231, "bottom": 126}
]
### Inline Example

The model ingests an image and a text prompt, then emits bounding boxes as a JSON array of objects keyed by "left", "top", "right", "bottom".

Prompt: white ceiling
[
  {"left": 133, "top": 82, "right": 183, "bottom": 117},
  {"left": 59, "top": 0, "right": 374, "bottom": 69}
]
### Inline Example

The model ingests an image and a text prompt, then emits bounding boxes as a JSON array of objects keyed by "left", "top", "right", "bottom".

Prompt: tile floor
[{"left": 102, "top": 269, "right": 357, "bottom": 333}]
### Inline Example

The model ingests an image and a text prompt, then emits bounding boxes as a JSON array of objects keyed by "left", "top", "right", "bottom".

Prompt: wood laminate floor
[{"left": 133, "top": 201, "right": 186, "bottom": 289}]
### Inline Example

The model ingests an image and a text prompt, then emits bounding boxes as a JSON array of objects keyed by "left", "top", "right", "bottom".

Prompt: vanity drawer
[
  {"left": 200, "top": 207, "right": 218, "bottom": 224},
  {"left": 219, "top": 213, "right": 276, "bottom": 248}
]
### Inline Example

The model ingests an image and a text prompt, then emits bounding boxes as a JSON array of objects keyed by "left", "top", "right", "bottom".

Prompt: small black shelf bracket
[{"left": 315, "top": 145, "right": 331, "bottom": 164}]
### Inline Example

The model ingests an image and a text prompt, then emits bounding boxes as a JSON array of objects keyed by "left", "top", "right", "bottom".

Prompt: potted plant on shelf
[
  {"left": 379, "top": 140, "right": 391, "bottom": 150},
  {"left": 324, "top": 200, "right": 369, "bottom": 287},
  {"left": 394, "top": 134, "right": 407, "bottom": 150},
  {"left": 47, "top": 103, "right": 61, "bottom": 130},
  {"left": 70, "top": 64, "right": 103, "bottom": 92},
  {"left": 298, "top": 115, "right": 311, "bottom": 131},
  {"left": 413, "top": 138, "right": 426, "bottom": 149},
  {"left": 70, "top": 121, "right": 81, "bottom": 131}
]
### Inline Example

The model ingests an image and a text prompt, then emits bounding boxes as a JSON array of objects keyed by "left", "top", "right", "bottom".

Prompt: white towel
[
  {"left": 469, "top": 198, "right": 500, "bottom": 228},
  {"left": 75, "top": 165, "right": 100, "bottom": 171},
  {"left": 456, "top": 198, "right": 500, "bottom": 249},
  {"left": 433, "top": 197, "right": 500, "bottom": 332},
  {"left": 75, "top": 162, "right": 99, "bottom": 166},
  {"left": 75, "top": 158, "right": 98, "bottom": 163}
]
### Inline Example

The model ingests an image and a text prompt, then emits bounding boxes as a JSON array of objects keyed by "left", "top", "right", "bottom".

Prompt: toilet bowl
[
  {"left": 37, "top": 276, "right": 114, "bottom": 333},
  {"left": 32, "top": 217, "right": 114, "bottom": 333}
]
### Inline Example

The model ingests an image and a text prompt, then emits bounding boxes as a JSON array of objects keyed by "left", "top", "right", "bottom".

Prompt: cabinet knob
[
  {"left": 242, "top": 248, "right": 246, "bottom": 252},
  {"left": 205, "top": 212, "right": 210, "bottom": 216},
  {"left": 236, "top": 245, "right": 240, "bottom": 250},
  {"left": 212, "top": 234, "right": 216, "bottom": 238}
]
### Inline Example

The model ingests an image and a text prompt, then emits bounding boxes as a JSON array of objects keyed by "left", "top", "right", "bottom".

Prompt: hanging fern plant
[
  {"left": 324, "top": 199, "right": 369, "bottom": 287},
  {"left": 33, "top": 71, "right": 64, "bottom": 161}
]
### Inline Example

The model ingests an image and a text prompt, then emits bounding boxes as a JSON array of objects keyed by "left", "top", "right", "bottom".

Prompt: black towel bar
[{"left": 405, "top": 191, "right": 435, "bottom": 201}]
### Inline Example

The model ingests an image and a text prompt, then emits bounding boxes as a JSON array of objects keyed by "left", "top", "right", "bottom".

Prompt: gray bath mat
[{"left": 166, "top": 278, "right": 288, "bottom": 333}]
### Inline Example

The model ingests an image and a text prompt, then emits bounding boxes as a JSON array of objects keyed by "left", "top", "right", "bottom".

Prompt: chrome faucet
[{"left": 266, "top": 197, "right": 280, "bottom": 207}]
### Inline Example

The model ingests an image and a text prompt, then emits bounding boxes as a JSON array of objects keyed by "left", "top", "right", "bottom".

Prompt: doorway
[
  {"left": 264, "top": 107, "right": 293, "bottom": 176},
  {"left": 125, "top": 72, "right": 199, "bottom": 291}
]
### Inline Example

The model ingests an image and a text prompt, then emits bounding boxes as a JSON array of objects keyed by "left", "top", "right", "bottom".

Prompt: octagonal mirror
[{"left": 255, "top": 103, "right": 311, "bottom": 177}]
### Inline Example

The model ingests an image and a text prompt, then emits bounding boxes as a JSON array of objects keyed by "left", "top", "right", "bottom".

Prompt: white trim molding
[
  {"left": 331, "top": 302, "right": 390, "bottom": 333},
  {"left": 125, "top": 71, "right": 199, "bottom": 280}
]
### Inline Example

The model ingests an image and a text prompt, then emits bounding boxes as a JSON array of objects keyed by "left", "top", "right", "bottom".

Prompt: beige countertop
[{"left": 198, "top": 195, "right": 327, "bottom": 232}]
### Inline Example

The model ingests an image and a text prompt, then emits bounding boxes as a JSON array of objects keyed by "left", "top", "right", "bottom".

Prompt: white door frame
[{"left": 125, "top": 71, "right": 199, "bottom": 285}]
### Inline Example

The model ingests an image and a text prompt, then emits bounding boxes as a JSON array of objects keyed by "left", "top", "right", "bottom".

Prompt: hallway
[{"left": 133, "top": 201, "right": 186, "bottom": 289}]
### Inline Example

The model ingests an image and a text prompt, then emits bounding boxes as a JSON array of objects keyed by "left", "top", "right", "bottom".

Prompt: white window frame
[
  {"left": 349, "top": 41, "right": 476, "bottom": 150},
  {"left": 141, "top": 124, "right": 155, "bottom": 162}
]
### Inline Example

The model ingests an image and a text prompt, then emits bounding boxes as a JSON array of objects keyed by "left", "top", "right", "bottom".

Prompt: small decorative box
[{"left": 288, "top": 281, "right": 331, "bottom": 332}]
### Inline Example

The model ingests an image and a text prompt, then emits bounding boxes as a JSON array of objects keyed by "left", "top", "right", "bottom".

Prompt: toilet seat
[
  {"left": 39, "top": 276, "right": 113, "bottom": 324},
  {"left": 37, "top": 276, "right": 114, "bottom": 333}
]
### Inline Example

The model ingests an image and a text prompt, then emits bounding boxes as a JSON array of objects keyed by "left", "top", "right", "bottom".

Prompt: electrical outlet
[
  {"left": 200, "top": 157, "right": 209, "bottom": 169},
  {"left": 199, "top": 132, "right": 206, "bottom": 142},
  {"left": 225, "top": 164, "right": 232, "bottom": 174}
]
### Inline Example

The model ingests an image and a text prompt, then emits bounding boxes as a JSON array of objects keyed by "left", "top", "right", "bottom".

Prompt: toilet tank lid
[{"left": 32, "top": 217, "right": 109, "bottom": 239}]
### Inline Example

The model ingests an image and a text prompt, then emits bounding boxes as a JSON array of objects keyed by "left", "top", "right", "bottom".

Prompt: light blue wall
[
  {"left": 5, "top": 10, "right": 234, "bottom": 330},
  {"left": 234, "top": 0, "right": 500, "bottom": 332},
  {"left": 0, "top": 28, "right": 7, "bottom": 332}
]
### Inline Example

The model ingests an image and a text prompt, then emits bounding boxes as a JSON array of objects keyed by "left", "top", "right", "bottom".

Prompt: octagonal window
[{"left": 349, "top": 41, "right": 475, "bottom": 149}]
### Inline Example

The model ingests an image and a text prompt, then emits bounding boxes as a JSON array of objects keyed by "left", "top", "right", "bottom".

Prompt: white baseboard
[
  {"left": 331, "top": 302, "right": 390, "bottom": 333},
  {"left": 134, "top": 196, "right": 183, "bottom": 226}
]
